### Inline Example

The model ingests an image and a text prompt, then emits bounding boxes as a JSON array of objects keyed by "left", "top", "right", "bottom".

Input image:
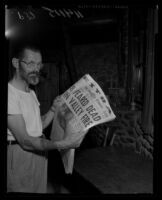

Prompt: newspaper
[{"left": 50, "top": 74, "right": 116, "bottom": 173}]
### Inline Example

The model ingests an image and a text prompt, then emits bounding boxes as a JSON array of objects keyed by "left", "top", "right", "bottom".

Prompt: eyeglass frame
[{"left": 20, "top": 60, "right": 43, "bottom": 69}]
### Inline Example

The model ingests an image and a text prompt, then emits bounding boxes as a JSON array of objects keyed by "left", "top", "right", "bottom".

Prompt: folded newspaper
[{"left": 50, "top": 74, "right": 116, "bottom": 174}]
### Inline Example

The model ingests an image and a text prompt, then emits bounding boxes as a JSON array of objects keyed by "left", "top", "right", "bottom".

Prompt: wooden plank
[{"left": 74, "top": 146, "right": 153, "bottom": 193}]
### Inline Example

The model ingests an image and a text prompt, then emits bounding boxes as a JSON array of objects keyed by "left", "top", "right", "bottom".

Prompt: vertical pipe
[
  {"left": 142, "top": 8, "right": 155, "bottom": 134},
  {"left": 126, "top": 7, "right": 134, "bottom": 104}
]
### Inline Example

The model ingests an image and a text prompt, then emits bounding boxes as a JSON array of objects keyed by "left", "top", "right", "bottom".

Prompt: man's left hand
[{"left": 51, "top": 96, "right": 62, "bottom": 111}]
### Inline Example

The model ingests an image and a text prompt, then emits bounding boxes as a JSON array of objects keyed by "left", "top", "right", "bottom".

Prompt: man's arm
[
  {"left": 41, "top": 108, "right": 55, "bottom": 129},
  {"left": 8, "top": 114, "right": 78, "bottom": 152},
  {"left": 41, "top": 96, "right": 62, "bottom": 129}
]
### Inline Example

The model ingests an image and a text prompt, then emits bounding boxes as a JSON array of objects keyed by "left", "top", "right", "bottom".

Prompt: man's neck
[{"left": 10, "top": 76, "right": 30, "bottom": 92}]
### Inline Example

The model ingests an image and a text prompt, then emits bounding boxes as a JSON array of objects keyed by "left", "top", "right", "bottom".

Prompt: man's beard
[
  {"left": 28, "top": 72, "right": 40, "bottom": 85},
  {"left": 20, "top": 71, "right": 40, "bottom": 86}
]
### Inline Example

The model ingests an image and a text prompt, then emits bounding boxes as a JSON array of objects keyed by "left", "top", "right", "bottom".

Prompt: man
[{"left": 7, "top": 43, "right": 83, "bottom": 193}]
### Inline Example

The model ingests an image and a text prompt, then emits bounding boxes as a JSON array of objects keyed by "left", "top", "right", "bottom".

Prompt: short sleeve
[
  {"left": 31, "top": 90, "right": 40, "bottom": 106},
  {"left": 8, "top": 86, "right": 21, "bottom": 115}
]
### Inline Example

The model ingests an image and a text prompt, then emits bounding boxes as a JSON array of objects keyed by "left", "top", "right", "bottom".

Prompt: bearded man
[{"left": 7, "top": 44, "right": 83, "bottom": 193}]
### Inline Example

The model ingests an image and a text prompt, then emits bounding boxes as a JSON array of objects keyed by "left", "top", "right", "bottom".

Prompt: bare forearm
[
  {"left": 42, "top": 96, "right": 62, "bottom": 129},
  {"left": 41, "top": 109, "right": 55, "bottom": 129},
  {"left": 21, "top": 136, "right": 67, "bottom": 152}
]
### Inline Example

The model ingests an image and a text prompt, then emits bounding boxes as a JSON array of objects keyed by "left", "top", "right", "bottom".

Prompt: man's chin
[{"left": 28, "top": 77, "right": 39, "bottom": 85}]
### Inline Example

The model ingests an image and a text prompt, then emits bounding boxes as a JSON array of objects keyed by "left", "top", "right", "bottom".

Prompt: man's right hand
[{"left": 56, "top": 129, "right": 88, "bottom": 150}]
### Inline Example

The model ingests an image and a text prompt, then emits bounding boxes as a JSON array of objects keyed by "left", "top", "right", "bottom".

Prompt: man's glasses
[{"left": 20, "top": 60, "right": 43, "bottom": 69}]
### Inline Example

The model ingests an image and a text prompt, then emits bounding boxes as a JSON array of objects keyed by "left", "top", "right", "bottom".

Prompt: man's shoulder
[
  {"left": 8, "top": 83, "right": 15, "bottom": 94},
  {"left": 30, "top": 89, "right": 37, "bottom": 97},
  {"left": 8, "top": 83, "right": 20, "bottom": 101}
]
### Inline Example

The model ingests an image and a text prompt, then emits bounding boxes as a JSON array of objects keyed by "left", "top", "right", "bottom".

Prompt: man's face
[{"left": 18, "top": 49, "right": 42, "bottom": 85}]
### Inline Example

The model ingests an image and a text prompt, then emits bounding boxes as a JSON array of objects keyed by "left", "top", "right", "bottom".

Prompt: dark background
[{"left": 3, "top": 1, "right": 157, "bottom": 195}]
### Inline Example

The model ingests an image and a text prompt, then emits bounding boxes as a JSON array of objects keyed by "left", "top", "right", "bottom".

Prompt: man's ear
[{"left": 12, "top": 58, "right": 19, "bottom": 69}]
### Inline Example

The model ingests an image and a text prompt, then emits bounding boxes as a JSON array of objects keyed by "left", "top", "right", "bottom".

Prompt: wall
[
  {"left": 35, "top": 19, "right": 153, "bottom": 160},
  {"left": 112, "top": 110, "right": 153, "bottom": 160},
  {"left": 72, "top": 41, "right": 153, "bottom": 160},
  {"left": 36, "top": 63, "right": 59, "bottom": 115},
  {"left": 72, "top": 42, "right": 120, "bottom": 94}
]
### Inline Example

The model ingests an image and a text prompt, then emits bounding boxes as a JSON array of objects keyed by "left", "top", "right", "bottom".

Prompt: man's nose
[{"left": 34, "top": 65, "right": 40, "bottom": 72}]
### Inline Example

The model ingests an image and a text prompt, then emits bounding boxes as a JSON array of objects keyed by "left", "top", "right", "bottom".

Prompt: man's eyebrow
[{"left": 26, "top": 60, "right": 42, "bottom": 64}]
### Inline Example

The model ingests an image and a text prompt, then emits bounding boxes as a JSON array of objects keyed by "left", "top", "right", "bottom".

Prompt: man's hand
[
  {"left": 53, "top": 129, "right": 89, "bottom": 150},
  {"left": 51, "top": 96, "right": 62, "bottom": 112},
  {"left": 63, "top": 129, "right": 88, "bottom": 149}
]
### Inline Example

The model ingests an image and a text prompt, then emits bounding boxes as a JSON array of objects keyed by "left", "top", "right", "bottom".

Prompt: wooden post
[
  {"left": 117, "top": 14, "right": 122, "bottom": 87},
  {"left": 126, "top": 8, "right": 134, "bottom": 104},
  {"left": 142, "top": 8, "right": 156, "bottom": 134},
  {"left": 103, "top": 127, "right": 109, "bottom": 147}
]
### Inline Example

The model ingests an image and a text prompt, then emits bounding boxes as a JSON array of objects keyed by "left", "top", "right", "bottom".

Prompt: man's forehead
[{"left": 23, "top": 49, "right": 42, "bottom": 61}]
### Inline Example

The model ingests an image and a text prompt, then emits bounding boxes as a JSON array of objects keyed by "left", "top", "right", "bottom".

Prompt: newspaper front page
[{"left": 50, "top": 74, "right": 116, "bottom": 173}]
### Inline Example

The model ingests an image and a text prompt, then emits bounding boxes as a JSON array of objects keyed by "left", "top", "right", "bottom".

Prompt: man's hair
[{"left": 12, "top": 43, "right": 42, "bottom": 59}]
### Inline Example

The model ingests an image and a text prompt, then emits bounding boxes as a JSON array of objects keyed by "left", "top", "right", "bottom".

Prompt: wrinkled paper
[{"left": 50, "top": 74, "right": 116, "bottom": 174}]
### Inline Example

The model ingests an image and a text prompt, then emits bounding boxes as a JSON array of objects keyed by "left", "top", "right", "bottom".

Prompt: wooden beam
[{"left": 142, "top": 8, "right": 155, "bottom": 134}]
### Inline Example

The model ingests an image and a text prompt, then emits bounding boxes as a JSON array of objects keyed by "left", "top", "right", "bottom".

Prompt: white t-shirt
[{"left": 7, "top": 83, "right": 43, "bottom": 141}]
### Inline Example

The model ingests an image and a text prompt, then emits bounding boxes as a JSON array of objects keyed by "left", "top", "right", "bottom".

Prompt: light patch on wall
[
  {"left": 5, "top": 25, "right": 20, "bottom": 39},
  {"left": 5, "top": 29, "right": 12, "bottom": 38},
  {"left": 5, "top": 6, "right": 20, "bottom": 39}
]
